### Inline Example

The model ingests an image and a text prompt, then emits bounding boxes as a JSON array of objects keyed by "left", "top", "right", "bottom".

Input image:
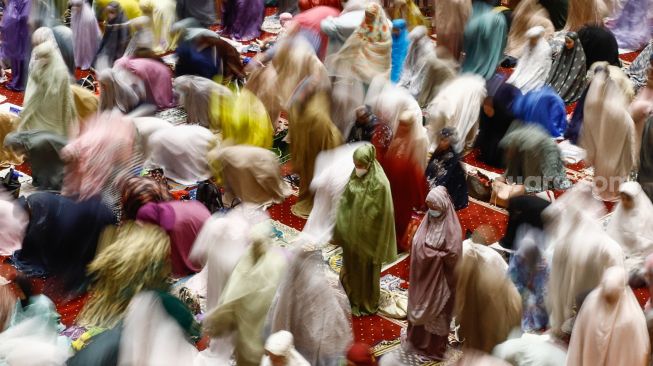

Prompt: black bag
[
  {"left": 196, "top": 180, "right": 223, "bottom": 213},
  {"left": 2, "top": 168, "right": 21, "bottom": 198}
]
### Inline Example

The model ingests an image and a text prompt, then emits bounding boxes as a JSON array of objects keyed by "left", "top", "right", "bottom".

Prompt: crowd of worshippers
[{"left": 1, "top": 0, "right": 653, "bottom": 364}]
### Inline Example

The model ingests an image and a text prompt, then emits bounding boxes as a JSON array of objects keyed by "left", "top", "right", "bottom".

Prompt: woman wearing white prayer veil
[
  {"left": 607, "top": 182, "right": 653, "bottom": 275},
  {"left": 543, "top": 182, "right": 625, "bottom": 335},
  {"left": 261, "top": 331, "right": 310, "bottom": 366},
  {"left": 425, "top": 74, "right": 487, "bottom": 153},
  {"left": 566, "top": 266, "right": 650, "bottom": 366},
  {"left": 506, "top": 26, "right": 553, "bottom": 93}
]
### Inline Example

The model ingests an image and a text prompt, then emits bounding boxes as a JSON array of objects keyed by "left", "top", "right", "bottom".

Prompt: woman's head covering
[
  {"left": 212, "top": 89, "right": 273, "bottom": 149},
  {"left": 506, "top": 28, "right": 552, "bottom": 93},
  {"left": 346, "top": 343, "right": 378, "bottom": 366},
  {"left": 174, "top": 75, "right": 233, "bottom": 128},
  {"left": 504, "top": 0, "right": 555, "bottom": 58},
  {"left": 3, "top": 131, "right": 67, "bottom": 190},
  {"left": 512, "top": 87, "right": 567, "bottom": 137},
  {"left": 265, "top": 330, "right": 295, "bottom": 356},
  {"left": 390, "top": 19, "right": 409, "bottom": 83},
  {"left": 98, "top": 67, "right": 145, "bottom": 113},
  {"left": 545, "top": 31, "right": 587, "bottom": 103},
  {"left": 119, "top": 176, "right": 171, "bottom": 220},
  {"left": 577, "top": 25, "right": 620, "bottom": 69},
  {"left": 461, "top": 5, "right": 508, "bottom": 79},
  {"left": 113, "top": 57, "right": 176, "bottom": 109}
]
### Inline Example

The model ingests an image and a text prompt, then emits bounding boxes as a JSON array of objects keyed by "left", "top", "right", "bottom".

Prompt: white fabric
[
  {"left": 0, "top": 317, "right": 70, "bottom": 366},
  {"left": 425, "top": 74, "right": 487, "bottom": 153},
  {"left": 260, "top": 331, "right": 310, "bottom": 366},
  {"left": 132, "top": 116, "right": 173, "bottom": 157},
  {"left": 320, "top": 10, "right": 365, "bottom": 56},
  {"left": 493, "top": 333, "right": 567, "bottom": 366},
  {"left": 507, "top": 35, "right": 552, "bottom": 93},
  {"left": 365, "top": 77, "right": 426, "bottom": 141}
]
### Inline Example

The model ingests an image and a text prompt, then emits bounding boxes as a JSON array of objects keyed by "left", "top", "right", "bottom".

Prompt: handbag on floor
[
  {"left": 196, "top": 180, "right": 224, "bottom": 213},
  {"left": 490, "top": 180, "right": 526, "bottom": 208}
]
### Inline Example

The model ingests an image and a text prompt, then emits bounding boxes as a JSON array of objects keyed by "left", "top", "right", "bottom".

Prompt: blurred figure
[
  {"left": 640, "top": 115, "right": 653, "bottom": 201},
  {"left": 404, "top": 187, "right": 461, "bottom": 361},
  {"left": 507, "top": 26, "right": 552, "bottom": 93},
  {"left": 114, "top": 56, "right": 175, "bottom": 109},
  {"left": 504, "top": 0, "right": 554, "bottom": 59},
  {"left": 119, "top": 175, "right": 171, "bottom": 220},
  {"left": 346, "top": 343, "right": 378, "bottom": 366},
  {"left": 434, "top": 0, "right": 471, "bottom": 61},
  {"left": 290, "top": 5, "right": 342, "bottom": 60},
  {"left": 564, "top": 0, "right": 607, "bottom": 31},
  {"left": 0, "top": 192, "right": 27, "bottom": 256},
  {"left": 577, "top": 25, "right": 620, "bottom": 68},
  {"left": 627, "top": 41, "right": 653, "bottom": 92},
  {"left": 0, "top": 0, "right": 31, "bottom": 91},
  {"left": 176, "top": 0, "right": 215, "bottom": 27},
  {"left": 501, "top": 196, "right": 551, "bottom": 250},
  {"left": 174, "top": 75, "right": 233, "bottom": 127},
  {"left": 175, "top": 28, "right": 245, "bottom": 83},
  {"left": 333, "top": 144, "right": 397, "bottom": 316},
  {"left": 98, "top": 66, "right": 146, "bottom": 113},
  {"left": 566, "top": 266, "right": 650, "bottom": 366},
  {"left": 545, "top": 31, "right": 587, "bottom": 104},
  {"left": 222, "top": 0, "right": 264, "bottom": 41},
  {"left": 213, "top": 90, "right": 273, "bottom": 148},
  {"left": 3, "top": 131, "right": 67, "bottom": 190},
  {"left": 390, "top": 19, "right": 408, "bottom": 83},
  {"left": 512, "top": 87, "right": 567, "bottom": 138},
  {"left": 32, "top": 26, "right": 75, "bottom": 77},
  {"left": 388, "top": 0, "right": 427, "bottom": 30},
  {"left": 493, "top": 332, "right": 567, "bottom": 365},
  {"left": 261, "top": 331, "right": 310, "bottom": 366},
  {"left": 347, "top": 105, "right": 393, "bottom": 166},
  {"left": 71, "top": 84, "right": 100, "bottom": 125},
  {"left": 320, "top": 0, "right": 366, "bottom": 56},
  {"left": 461, "top": 1, "right": 508, "bottom": 79},
  {"left": 425, "top": 127, "right": 469, "bottom": 210},
  {"left": 96, "top": 1, "right": 131, "bottom": 66},
  {"left": 139, "top": 0, "right": 178, "bottom": 52},
  {"left": 629, "top": 55, "right": 653, "bottom": 156},
  {"left": 0, "top": 113, "right": 23, "bottom": 166}
]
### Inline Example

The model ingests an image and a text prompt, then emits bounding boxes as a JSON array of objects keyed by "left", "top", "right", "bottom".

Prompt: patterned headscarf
[
  {"left": 119, "top": 176, "right": 171, "bottom": 220},
  {"left": 358, "top": 3, "right": 390, "bottom": 43}
]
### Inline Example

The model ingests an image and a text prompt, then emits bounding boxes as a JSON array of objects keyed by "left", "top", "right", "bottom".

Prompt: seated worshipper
[
  {"left": 212, "top": 90, "right": 273, "bottom": 148},
  {"left": 0, "top": 193, "right": 28, "bottom": 256},
  {"left": 580, "top": 64, "right": 636, "bottom": 201},
  {"left": 95, "top": 2, "right": 131, "bottom": 67},
  {"left": 641, "top": 116, "right": 653, "bottom": 201},
  {"left": 222, "top": 0, "right": 265, "bottom": 41},
  {"left": 144, "top": 124, "right": 216, "bottom": 185},
  {"left": 434, "top": 0, "right": 471, "bottom": 62},
  {"left": 207, "top": 144, "right": 291, "bottom": 206},
  {"left": 347, "top": 105, "right": 393, "bottom": 164},
  {"left": 543, "top": 181, "right": 625, "bottom": 334},
  {"left": 139, "top": 0, "right": 178, "bottom": 53},
  {"left": 606, "top": 182, "right": 653, "bottom": 277},
  {"left": 12, "top": 192, "right": 116, "bottom": 294},
  {"left": 404, "top": 187, "right": 462, "bottom": 361},
  {"left": 499, "top": 124, "right": 571, "bottom": 193},
  {"left": 0, "top": 0, "right": 30, "bottom": 91},
  {"left": 261, "top": 331, "right": 310, "bottom": 366},
  {"left": 333, "top": 144, "right": 397, "bottom": 316},
  {"left": 476, "top": 76, "right": 522, "bottom": 168},
  {"left": 506, "top": 26, "right": 552, "bottom": 93},
  {"left": 32, "top": 26, "right": 75, "bottom": 77},
  {"left": 384, "top": 111, "right": 429, "bottom": 249},
  {"left": 287, "top": 84, "right": 343, "bottom": 218},
  {"left": 98, "top": 67, "right": 146, "bottom": 113},
  {"left": 503, "top": 0, "right": 554, "bottom": 59},
  {"left": 566, "top": 266, "right": 651, "bottom": 366},
  {"left": 461, "top": 1, "right": 509, "bottom": 79},
  {"left": 545, "top": 31, "right": 587, "bottom": 104},
  {"left": 265, "top": 251, "right": 353, "bottom": 365},
  {"left": 512, "top": 87, "right": 567, "bottom": 138},
  {"left": 71, "top": 85, "right": 100, "bottom": 125},
  {"left": 176, "top": 0, "right": 216, "bottom": 27},
  {"left": 60, "top": 111, "right": 137, "bottom": 201},
  {"left": 398, "top": 26, "right": 456, "bottom": 108},
  {"left": 425, "top": 128, "right": 468, "bottom": 210},
  {"left": 492, "top": 333, "right": 567, "bottom": 366},
  {"left": 3, "top": 131, "right": 67, "bottom": 191},
  {"left": 501, "top": 196, "right": 551, "bottom": 250},
  {"left": 577, "top": 25, "right": 620, "bottom": 69},
  {"left": 564, "top": 0, "right": 606, "bottom": 31},
  {"left": 320, "top": 0, "right": 366, "bottom": 56},
  {"left": 629, "top": 59, "right": 653, "bottom": 155},
  {"left": 326, "top": 3, "right": 392, "bottom": 85},
  {"left": 114, "top": 57, "right": 175, "bottom": 109},
  {"left": 17, "top": 41, "right": 77, "bottom": 138},
  {"left": 175, "top": 28, "right": 245, "bottom": 84},
  {"left": 628, "top": 41, "right": 653, "bottom": 92},
  {"left": 174, "top": 75, "right": 233, "bottom": 127},
  {"left": 507, "top": 227, "right": 550, "bottom": 332},
  {"left": 455, "top": 240, "right": 522, "bottom": 353},
  {"left": 426, "top": 74, "right": 487, "bottom": 153},
  {"left": 76, "top": 221, "right": 171, "bottom": 328},
  {"left": 203, "top": 224, "right": 288, "bottom": 366},
  {"left": 390, "top": 19, "right": 409, "bottom": 83}
]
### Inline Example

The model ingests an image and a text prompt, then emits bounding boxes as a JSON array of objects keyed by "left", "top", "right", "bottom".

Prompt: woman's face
[
  {"left": 437, "top": 137, "right": 450, "bottom": 151},
  {"left": 620, "top": 192, "right": 635, "bottom": 210},
  {"left": 564, "top": 37, "right": 575, "bottom": 50},
  {"left": 354, "top": 161, "right": 369, "bottom": 170},
  {"left": 106, "top": 8, "right": 117, "bottom": 21}
]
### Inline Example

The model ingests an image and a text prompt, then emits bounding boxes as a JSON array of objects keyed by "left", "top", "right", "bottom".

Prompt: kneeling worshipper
[
  {"left": 176, "top": 0, "right": 216, "bottom": 27},
  {"left": 606, "top": 182, "right": 653, "bottom": 277},
  {"left": 95, "top": 1, "right": 131, "bottom": 67},
  {"left": 425, "top": 127, "right": 469, "bottom": 210},
  {"left": 390, "top": 19, "right": 409, "bottom": 83},
  {"left": 461, "top": 1, "right": 509, "bottom": 79},
  {"left": 333, "top": 144, "right": 397, "bottom": 316},
  {"left": 641, "top": 116, "right": 653, "bottom": 201},
  {"left": 17, "top": 41, "right": 77, "bottom": 138},
  {"left": 577, "top": 25, "right": 621, "bottom": 69},
  {"left": 76, "top": 221, "right": 171, "bottom": 328},
  {"left": 566, "top": 266, "right": 651, "bottom": 366},
  {"left": 476, "top": 76, "right": 522, "bottom": 168},
  {"left": 455, "top": 239, "right": 522, "bottom": 353},
  {"left": 499, "top": 124, "right": 571, "bottom": 193},
  {"left": 504, "top": 0, "right": 554, "bottom": 59},
  {"left": 222, "top": 0, "right": 265, "bottom": 41},
  {"left": 173, "top": 75, "right": 233, "bottom": 127},
  {"left": 320, "top": 0, "right": 366, "bottom": 57},
  {"left": 512, "top": 87, "right": 567, "bottom": 138},
  {"left": 545, "top": 31, "right": 587, "bottom": 104},
  {"left": 403, "top": 187, "right": 462, "bottom": 362},
  {"left": 433, "top": 0, "right": 471, "bottom": 61},
  {"left": 203, "top": 224, "right": 288, "bottom": 366},
  {"left": 261, "top": 331, "right": 310, "bottom": 366},
  {"left": 114, "top": 56, "right": 175, "bottom": 110},
  {"left": 3, "top": 131, "right": 67, "bottom": 191},
  {"left": 118, "top": 175, "right": 171, "bottom": 221},
  {"left": 326, "top": 2, "right": 392, "bottom": 85},
  {"left": 506, "top": 26, "right": 552, "bottom": 93},
  {"left": 580, "top": 64, "right": 636, "bottom": 201},
  {"left": 346, "top": 105, "right": 394, "bottom": 164},
  {"left": 207, "top": 144, "right": 292, "bottom": 207},
  {"left": 265, "top": 250, "right": 353, "bottom": 365},
  {"left": 97, "top": 66, "right": 146, "bottom": 113},
  {"left": 212, "top": 90, "right": 274, "bottom": 149}
]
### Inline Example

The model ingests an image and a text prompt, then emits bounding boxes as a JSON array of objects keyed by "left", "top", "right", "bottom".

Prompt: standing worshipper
[
  {"left": 425, "top": 127, "right": 468, "bottom": 210},
  {"left": 17, "top": 41, "right": 77, "bottom": 137},
  {"left": 71, "top": 0, "right": 101, "bottom": 70},
  {"left": 434, "top": 0, "right": 471, "bottom": 61},
  {"left": 461, "top": 1, "right": 508, "bottom": 79},
  {"left": 320, "top": 0, "right": 366, "bottom": 57},
  {"left": 222, "top": 0, "right": 265, "bottom": 41},
  {"left": 405, "top": 187, "right": 462, "bottom": 361},
  {"left": 607, "top": 0, "right": 650, "bottom": 50},
  {"left": 333, "top": 144, "right": 397, "bottom": 316},
  {"left": 545, "top": 32, "right": 587, "bottom": 104},
  {"left": 566, "top": 266, "right": 651, "bottom": 366},
  {"left": 504, "top": 0, "right": 554, "bottom": 59},
  {"left": 175, "top": 28, "right": 245, "bottom": 84},
  {"left": 326, "top": 3, "right": 392, "bottom": 85},
  {"left": 580, "top": 65, "right": 636, "bottom": 201},
  {"left": 507, "top": 26, "right": 552, "bottom": 93},
  {"left": 96, "top": 1, "right": 130, "bottom": 67},
  {"left": 1, "top": 0, "right": 31, "bottom": 91},
  {"left": 346, "top": 105, "right": 393, "bottom": 164},
  {"left": 390, "top": 19, "right": 409, "bottom": 83}
]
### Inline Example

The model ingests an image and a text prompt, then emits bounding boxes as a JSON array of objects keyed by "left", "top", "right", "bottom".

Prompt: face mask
[
  {"left": 428, "top": 209, "right": 442, "bottom": 218},
  {"left": 355, "top": 168, "right": 368, "bottom": 178}
]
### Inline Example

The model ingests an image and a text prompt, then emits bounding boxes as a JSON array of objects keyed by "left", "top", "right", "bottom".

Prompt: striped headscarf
[{"left": 119, "top": 175, "right": 171, "bottom": 220}]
